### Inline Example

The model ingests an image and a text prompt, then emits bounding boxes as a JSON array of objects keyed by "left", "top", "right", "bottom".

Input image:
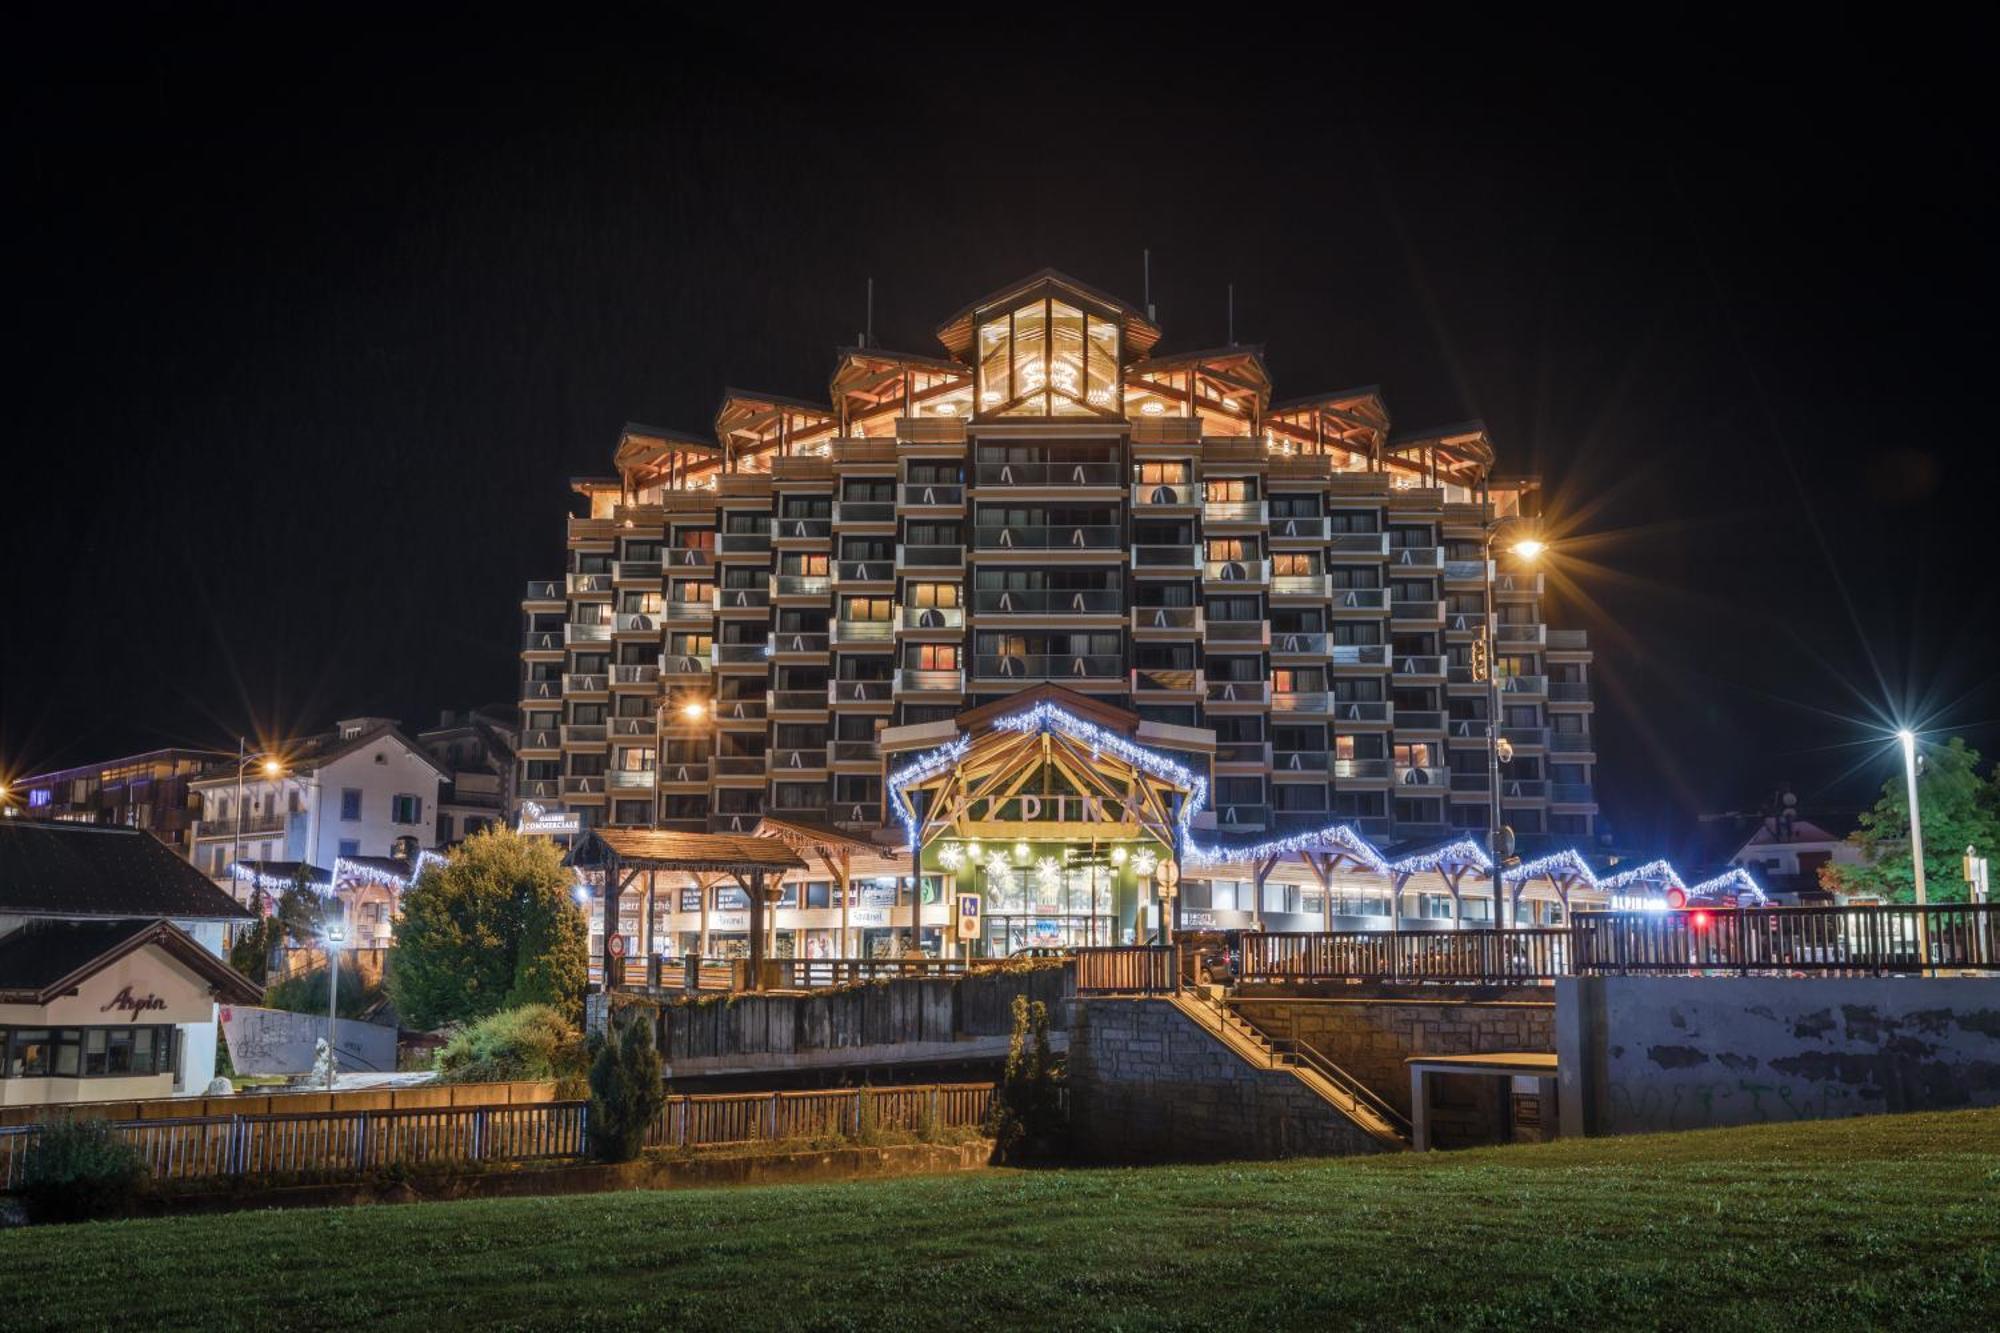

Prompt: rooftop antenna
[
  {"left": 861, "top": 277, "right": 874, "bottom": 348},
  {"left": 1143, "top": 249, "right": 1156, "bottom": 324},
  {"left": 1227, "top": 283, "right": 1236, "bottom": 346}
]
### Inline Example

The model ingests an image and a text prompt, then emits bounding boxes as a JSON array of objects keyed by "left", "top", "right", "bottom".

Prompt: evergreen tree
[
  {"left": 1821, "top": 737, "right": 2000, "bottom": 902},
  {"left": 387, "top": 827, "right": 588, "bottom": 1029},
  {"left": 587, "top": 1013, "right": 666, "bottom": 1162}
]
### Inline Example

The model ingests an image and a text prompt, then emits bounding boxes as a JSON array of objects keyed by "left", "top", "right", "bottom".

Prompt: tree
[
  {"left": 227, "top": 885, "right": 283, "bottom": 985},
  {"left": 387, "top": 826, "right": 587, "bottom": 1030},
  {"left": 587, "top": 1013, "right": 665, "bottom": 1162},
  {"left": 1821, "top": 737, "right": 2000, "bottom": 903}
]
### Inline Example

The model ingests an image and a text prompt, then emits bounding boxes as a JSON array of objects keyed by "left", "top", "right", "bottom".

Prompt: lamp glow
[{"left": 1511, "top": 539, "right": 1546, "bottom": 560}]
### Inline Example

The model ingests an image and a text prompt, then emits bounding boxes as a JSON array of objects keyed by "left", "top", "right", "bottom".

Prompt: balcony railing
[
  {"left": 1549, "top": 681, "right": 1591, "bottom": 702},
  {"left": 714, "top": 585, "right": 770, "bottom": 612},
  {"left": 1550, "top": 783, "right": 1596, "bottom": 804},
  {"left": 1502, "top": 727, "right": 1549, "bottom": 749},
  {"left": 1132, "top": 606, "right": 1202, "bottom": 632},
  {"left": 613, "top": 612, "right": 662, "bottom": 634},
  {"left": 973, "top": 461, "right": 1121, "bottom": 487},
  {"left": 972, "top": 525, "right": 1121, "bottom": 551},
  {"left": 974, "top": 654, "right": 1123, "bottom": 681},
  {"left": 565, "top": 623, "right": 612, "bottom": 645},
  {"left": 1443, "top": 560, "right": 1491, "bottom": 582},
  {"left": 831, "top": 619, "right": 895, "bottom": 645},
  {"left": 525, "top": 579, "right": 565, "bottom": 602},
  {"left": 613, "top": 663, "right": 660, "bottom": 687},
  {"left": 1272, "top": 573, "right": 1331, "bottom": 598},
  {"left": 1546, "top": 629, "right": 1590, "bottom": 650},
  {"left": 828, "top": 740, "right": 879, "bottom": 764},
  {"left": 1219, "top": 741, "right": 1273, "bottom": 766},
  {"left": 1328, "top": 533, "right": 1390, "bottom": 556},
  {"left": 561, "top": 673, "right": 608, "bottom": 694},
  {"left": 1206, "top": 679, "right": 1271, "bottom": 705},
  {"left": 660, "top": 651, "right": 710, "bottom": 679},
  {"left": 712, "top": 755, "right": 766, "bottom": 778},
  {"left": 1332, "top": 758, "right": 1391, "bottom": 780},
  {"left": 519, "top": 727, "right": 561, "bottom": 752},
  {"left": 1549, "top": 733, "right": 1595, "bottom": 754},
  {"left": 608, "top": 770, "right": 657, "bottom": 791},
  {"left": 659, "top": 761, "right": 709, "bottom": 785},
  {"left": 768, "top": 748, "right": 828, "bottom": 772},
  {"left": 1131, "top": 544, "right": 1200, "bottom": 570},
  {"left": 1394, "top": 654, "right": 1446, "bottom": 677},
  {"left": 1202, "top": 499, "right": 1268, "bottom": 524},
  {"left": 1497, "top": 623, "right": 1548, "bottom": 646},
  {"left": 829, "top": 679, "right": 894, "bottom": 704},
  {"left": 1332, "top": 587, "right": 1390, "bottom": 611},
  {"left": 1501, "top": 779, "right": 1549, "bottom": 800},
  {"left": 893, "top": 546, "right": 964, "bottom": 571},
  {"left": 1390, "top": 599, "right": 1444, "bottom": 624},
  {"left": 566, "top": 573, "right": 613, "bottom": 595},
  {"left": 770, "top": 689, "right": 831, "bottom": 713},
  {"left": 664, "top": 548, "right": 715, "bottom": 571},
  {"left": 770, "top": 574, "right": 832, "bottom": 597},
  {"left": 1331, "top": 645, "right": 1389, "bottom": 668},
  {"left": 833, "top": 561, "right": 895, "bottom": 585},
  {"left": 899, "top": 483, "right": 965, "bottom": 506},
  {"left": 1204, "top": 558, "right": 1271, "bottom": 584},
  {"left": 713, "top": 698, "right": 767, "bottom": 724},
  {"left": 831, "top": 502, "right": 895, "bottom": 525},
  {"left": 518, "top": 779, "right": 559, "bottom": 801},
  {"left": 1130, "top": 667, "right": 1202, "bottom": 693},
  {"left": 1395, "top": 710, "right": 1445, "bottom": 731},
  {"left": 1207, "top": 620, "right": 1270, "bottom": 646},
  {"left": 712, "top": 642, "right": 768, "bottom": 666},
  {"left": 1389, "top": 545, "right": 1443, "bottom": 571},
  {"left": 1503, "top": 675, "right": 1549, "bottom": 696},
  {"left": 717, "top": 529, "right": 772, "bottom": 555},
  {"left": 1396, "top": 765, "right": 1450, "bottom": 788},
  {"left": 896, "top": 668, "right": 965, "bottom": 693},
  {"left": 899, "top": 605, "right": 964, "bottom": 630},
  {"left": 1271, "top": 515, "right": 1331, "bottom": 541},
  {"left": 833, "top": 801, "right": 884, "bottom": 829},
  {"left": 612, "top": 560, "right": 662, "bottom": 583},
  {"left": 1272, "top": 691, "right": 1333, "bottom": 714},
  {"left": 1131, "top": 482, "right": 1195, "bottom": 507},
  {"left": 560, "top": 776, "right": 608, "bottom": 798},
  {"left": 1272, "top": 631, "right": 1327, "bottom": 655},
  {"left": 766, "top": 631, "right": 830, "bottom": 656},
  {"left": 664, "top": 597, "right": 713, "bottom": 621},
  {"left": 523, "top": 628, "right": 563, "bottom": 653},
  {"left": 1332, "top": 700, "right": 1392, "bottom": 723},
  {"left": 973, "top": 588, "right": 1122, "bottom": 615}
]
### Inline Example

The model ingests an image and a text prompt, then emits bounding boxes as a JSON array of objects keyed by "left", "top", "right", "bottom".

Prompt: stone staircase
[{"left": 1169, "top": 987, "right": 1410, "bottom": 1149}]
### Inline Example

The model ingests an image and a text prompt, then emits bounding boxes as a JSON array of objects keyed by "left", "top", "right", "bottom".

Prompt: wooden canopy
[{"left": 571, "top": 829, "right": 806, "bottom": 876}]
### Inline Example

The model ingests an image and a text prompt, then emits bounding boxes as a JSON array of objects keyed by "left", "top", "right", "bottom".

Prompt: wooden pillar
[
  {"left": 747, "top": 870, "right": 767, "bottom": 990},
  {"left": 908, "top": 791, "right": 930, "bottom": 957},
  {"left": 698, "top": 875, "right": 711, "bottom": 957},
  {"left": 837, "top": 850, "right": 852, "bottom": 958},
  {"left": 1443, "top": 868, "right": 1463, "bottom": 927},
  {"left": 1254, "top": 856, "right": 1276, "bottom": 931},
  {"left": 1310, "top": 853, "right": 1334, "bottom": 932},
  {"left": 643, "top": 868, "right": 657, "bottom": 964}
]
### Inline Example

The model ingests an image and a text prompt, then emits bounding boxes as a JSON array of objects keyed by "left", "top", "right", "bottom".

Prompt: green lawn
[{"left": 6, "top": 1109, "right": 1999, "bottom": 1331}]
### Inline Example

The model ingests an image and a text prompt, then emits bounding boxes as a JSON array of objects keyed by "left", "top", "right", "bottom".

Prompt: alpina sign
[{"left": 100, "top": 986, "right": 168, "bottom": 1016}]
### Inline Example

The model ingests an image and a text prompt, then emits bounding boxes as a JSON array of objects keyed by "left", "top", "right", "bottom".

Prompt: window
[
  {"left": 391, "top": 793, "right": 422, "bottom": 824},
  {"left": 2, "top": 1026, "right": 176, "bottom": 1079},
  {"left": 339, "top": 788, "right": 362, "bottom": 821},
  {"left": 338, "top": 839, "right": 360, "bottom": 858}
]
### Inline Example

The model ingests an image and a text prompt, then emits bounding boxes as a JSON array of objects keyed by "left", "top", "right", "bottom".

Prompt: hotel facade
[{"left": 521, "top": 271, "right": 1607, "bottom": 962}]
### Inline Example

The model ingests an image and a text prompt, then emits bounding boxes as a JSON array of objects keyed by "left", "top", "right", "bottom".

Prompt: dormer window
[{"left": 976, "top": 296, "right": 1121, "bottom": 419}]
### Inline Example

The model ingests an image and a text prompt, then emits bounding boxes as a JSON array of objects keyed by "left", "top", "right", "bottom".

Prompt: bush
[
  {"left": 587, "top": 1014, "right": 666, "bottom": 1162},
  {"left": 18, "top": 1118, "right": 149, "bottom": 1224},
  {"left": 985, "top": 994, "right": 1066, "bottom": 1163},
  {"left": 264, "top": 964, "right": 385, "bottom": 1021},
  {"left": 433, "top": 1004, "right": 587, "bottom": 1088}
]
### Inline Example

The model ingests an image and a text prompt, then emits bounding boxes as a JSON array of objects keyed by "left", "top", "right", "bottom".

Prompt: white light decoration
[
  {"left": 1597, "top": 859, "right": 1683, "bottom": 893},
  {"left": 1686, "top": 867, "right": 1768, "bottom": 904},
  {"left": 1014, "top": 841, "right": 1030, "bottom": 861},
  {"left": 938, "top": 843, "right": 963, "bottom": 870},
  {"left": 1385, "top": 839, "right": 1494, "bottom": 877},
  {"left": 1501, "top": 849, "right": 1598, "bottom": 888},
  {"left": 1111, "top": 846, "right": 1128, "bottom": 865},
  {"left": 229, "top": 850, "right": 448, "bottom": 900},
  {"left": 984, "top": 850, "right": 1013, "bottom": 882},
  {"left": 1140, "top": 400, "right": 1165, "bottom": 415},
  {"left": 1183, "top": 822, "right": 1389, "bottom": 874},
  {"left": 886, "top": 732, "right": 972, "bottom": 847},
  {"left": 1034, "top": 856, "right": 1063, "bottom": 894},
  {"left": 1132, "top": 848, "right": 1158, "bottom": 880}
]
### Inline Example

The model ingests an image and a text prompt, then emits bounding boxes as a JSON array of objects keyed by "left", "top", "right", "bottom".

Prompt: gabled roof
[
  {"left": 187, "top": 721, "right": 451, "bottom": 789},
  {"left": 0, "top": 821, "right": 253, "bottom": 921},
  {"left": 934, "top": 268, "right": 1163, "bottom": 360},
  {"left": 752, "top": 816, "right": 881, "bottom": 856},
  {"left": 569, "top": 829, "right": 808, "bottom": 875},
  {"left": 0, "top": 917, "right": 264, "bottom": 1005},
  {"left": 952, "top": 684, "right": 1141, "bottom": 738}
]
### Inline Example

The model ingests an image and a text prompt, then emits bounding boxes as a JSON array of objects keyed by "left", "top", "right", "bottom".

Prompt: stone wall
[
  {"left": 1232, "top": 989, "right": 1556, "bottom": 1148},
  {"left": 1067, "top": 998, "right": 1390, "bottom": 1161},
  {"left": 1557, "top": 976, "right": 2000, "bottom": 1137}
]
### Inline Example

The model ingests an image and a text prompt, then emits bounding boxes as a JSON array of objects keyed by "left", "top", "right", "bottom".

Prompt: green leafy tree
[
  {"left": 387, "top": 827, "right": 587, "bottom": 1030},
  {"left": 984, "top": 993, "right": 1066, "bottom": 1162},
  {"left": 1822, "top": 737, "right": 2000, "bottom": 903},
  {"left": 227, "top": 886, "right": 283, "bottom": 985},
  {"left": 587, "top": 1013, "right": 666, "bottom": 1162}
]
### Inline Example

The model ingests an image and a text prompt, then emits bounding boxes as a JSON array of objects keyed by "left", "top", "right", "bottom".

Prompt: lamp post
[
  {"left": 232, "top": 740, "right": 286, "bottom": 889},
  {"left": 1897, "top": 729, "right": 1930, "bottom": 971},
  {"left": 1480, "top": 516, "right": 1544, "bottom": 929},
  {"left": 324, "top": 920, "right": 346, "bottom": 1091}
]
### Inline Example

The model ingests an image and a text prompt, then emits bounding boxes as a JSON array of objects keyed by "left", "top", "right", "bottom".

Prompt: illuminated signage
[{"left": 516, "top": 801, "right": 581, "bottom": 836}]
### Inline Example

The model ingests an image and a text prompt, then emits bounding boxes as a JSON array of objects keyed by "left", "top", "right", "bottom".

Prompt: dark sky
[{"left": 3, "top": 8, "right": 1993, "bottom": 861}]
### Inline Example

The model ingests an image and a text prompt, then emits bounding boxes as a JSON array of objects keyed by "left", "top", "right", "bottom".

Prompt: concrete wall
[
  {"left": 1067, "top": 998, "right": 1390, "bottom": 1162},
  {"left": 1557, "top": 977, "right": 2000, "bottom": 1137}
]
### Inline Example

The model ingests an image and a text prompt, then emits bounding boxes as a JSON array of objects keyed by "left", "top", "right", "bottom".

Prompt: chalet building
[
  {"left": 0, "top": 820, "right": 260, "bottom": 1103},
  {"left": 521, "top": 271, "right": 1606, "bottom": 959}
]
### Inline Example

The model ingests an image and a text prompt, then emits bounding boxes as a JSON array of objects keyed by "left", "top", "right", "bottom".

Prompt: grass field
[{"left": 5, "top": 1108, "right": 1998, "bottom": 1331}]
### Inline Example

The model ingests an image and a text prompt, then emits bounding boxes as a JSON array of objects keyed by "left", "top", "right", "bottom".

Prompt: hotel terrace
[{"left": 522, "top": 270, "right": 1655, "bottom": 964}]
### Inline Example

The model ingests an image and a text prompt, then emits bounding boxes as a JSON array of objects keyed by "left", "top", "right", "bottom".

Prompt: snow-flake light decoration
[
  {"left": 983, "top": 851, "right": 1013, "bottom": 882},
  {"left": 1131, "top": 848, "right": 1158, "bottom": 880},
  {"left": 1034, "top": 856, "right": 1063, "bottom": 894},
  {"left": 937, "top": 843, "right": 963, "bottom": 870}
]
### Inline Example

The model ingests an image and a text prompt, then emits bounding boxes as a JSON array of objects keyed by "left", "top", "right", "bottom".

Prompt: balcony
[
  {"left": 1206, "top": 619, "right": 1270, "bottom": 647},
  {"left": 612, "top": 560, "right": 662, "bottom": 584},
  {"left": 565, "top": 623, "right": 612, "bottom": 646},
  {"left": 1549, "top": 733, "right": 1596, "bottom": 754},
  {"left": 1393, "top": 654, "right": 1447, "bottom": 679},
  {"left": 523, "top": 627, "right": 564, "bottom": 654},
  {"left": 973, "top": 525, "right": 1121, "bottom": 552},
  {"left": 973, "top": 588, "right": 1122, "bottom": 616},
  {"left": 768, "top": 748, "right": 829, "bottom": 774},
  {"left": 561, "top": 672, "right": 608, "bottom": 696},
  {"left": 1546, "top": 629, "right": 1590, "bottom": 651},
  {"left": 1205, "top": 679, "right": 1270, "bottom": 706},
  {"left": 896, "top": 416, "right": 966, "bottom": 445},
  {"left": 1395, "top": 710, "right": 1446, "bottom": 732},
  {"left": 770, "top": 574, "right": 832, "bottom": 598},
  {"left": 1270, "top": 515, "right": 1331, "bottom": 542},
  {"left": 1331, "top": 700, "right": 1392, "bottom": 724},
  {"left": 1218, "top": 741, "right": 1272, "bottom": 767},
  {"left": 714, "top": 585, "right": 770, "bottom": 613},
  {"left": 1389, "top": 545, "right": 1444, "bottom": 572},
  {"left": 1550, "top": 782, "right": 1596, "bottom": 805},
  {"left": 560, "top": 776, "right": 608, "bottom": 800},
  {"left": 1390, "top": 599, "right": 1445, "bottom": 628},
  {"left": 712, "top": 642, "right": 768, "bottom": 668},
  {"left": 900, "top": 483, "right": 965, "bottom": 507},
  {"left": 973, "top": 461, "right": 1121, "bottom": 487},
  {"left": 829, "top": 679, "right": 894, "bottom": 705},
  {"left": 1131, "top": 482, "right": 1196, "bottom": 508},
  {"left": 559, "top": 723, "right": 608, "bottom": 749},
  {"left": 1211, "top": 805, "right": 1271, "bottom": 832},
  {"left": 1328, "top": 533, "right": 1391, "bottom": 557},
  {"left": 1395, "top": 765, "right": 1450, "bottom": 789},
  {"left": 708, "top": 810, "right": 767, "bottom": 833},
  {"left": 1272, "top": 691, "right": 1334, "bottom": 715},
  {"left": 1130, "top": 416, "right": 1203, "bottom": 445},
  {"left": 524, "top": 579, "right": 565, "bottom": 605},
  {"left": 1497, "top": 623, "right": 1548, "bottom": 647},
  {"left": 766, "top": 631, "right": 830, "bottom": 657},
  {"left": 1331, "top": 644, "right": 1390, "bottom": 669},
  {"left": 974, "top": 654, "right": 1123, "bottom": 683},
  {"left": 770, "top": 689, "right": 832, "bottom": 715},
  {"left": 660, "top": 651, "right": 710, "bottom": 681},
  {"left": 1502, "top": 726, "right": 1549, "bottom": 751},
  {"left": 1443, "top": 560, "right": 1491, "bottom": 584},
  {"left": 830, "top": 619, "right": 895, "bottom": 647},
  {"left": 830, "top": 502, "right": 894, "bottom": 526},
  {"left": 828, "top": 740, "right": 879, "bottom": 764},
  {"left": 1202, "top": 499, "right": 1268, "bottom": 525},
  {"left": 609, "top": 716, "right": 658, "bottom": 740},
  {"left": 896, "top": 668, "right": 966, "bottom": 694},
  {"left": 1332, "top": 758, "right": 1392, "bottom": 781},
  {"left": 1271, "top": 573, "right": 1331, "bottom": 599},
  {"left": 712, "top": 755, "right": 766, "bottom": 779},
  {"left": 566, "top": 573, "right": 613, "bottom": 596},
  {"left": 1495, "top": 570, "right": 1545, "bottom": 598},
  {"left": 1132, "top": 544, "right": 1201, "bottom": 572},
  {"left": 894, "top": 544, "right": 966, "bottom": 572},
  {"left": 1331, "top": 587, "right": 1390, "bottom": 613},
  {"left": 614, "top": 612, "right": 662, "bottom": 636},
  {"left": 518, "top": 726, "right": 560, "bottom": 755},
  {"left": 659, "top": 761, "right": 709, "bottom": 787},
  {"left": 664, "top": 548, "right": 715, "bottom": 571},
  {"left": 1271, "top": 631, "right": 1327, "bottom": 657},
  {"left": 714, "top": 698, "right": 768, "bottom": 726},
  {"left": 1499, "top": 779, "right": 1549, "bottom": 801},
  {"left": 899, "top": 605, "right": 964, "bottom": 631},
  {"left": 1129, "top": 667, "right": 1203, "bottom": 695},
  {"left": 764, "top": 516, "right": 828, "bottom": 544},
  {"left": 1203, "top": 558, "right": 1271, "bottom": 586},
  {"left": 608, "top": 770, "right": 658, "bottom": 792},
  {"left": 663, "top": 597, "right": 713, "bottom": 624},
  {"left": 1449, "top": 771, "right": 1490, "bottom": 794},
  {"left": 612, "top": 663, "right": 660, "bottom": 689},
  {"left": 1132, "top": 606, "right": 1202, "bottom": 635},
  {"left": 833, "top": 801, "right": 884, "bottom": 829},
  {"left": 518, "top": 778, "right": 560, "bottom": 801},
  {"left": 718, "top": 527, "right": 772, "bottom": 556},
  {"left": 1548, "top": 681, "right": 1591, "bottom": 703},
  {"left": 1502, "top": 675, "right": 1548, "bottom": 698}
]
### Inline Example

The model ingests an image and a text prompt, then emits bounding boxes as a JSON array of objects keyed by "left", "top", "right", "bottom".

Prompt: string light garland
[
  {"left": 1686, "top": 867, "right": 1767, "bottom": 904},
  {"left": 1500, "top": 848, "right": 1598, "bottom": 888},
  {"left": 1598, "top": 859, "right": 1683, "bottom": 892},
  {"left": 1384, "top": 839, "right": 1494, "bottom": 877},
  {"left": 229, "top": 850, "right": 447, "bottom": 899},
  {"left": 1183, "top": 822, "right": 1388, "bottom": 874}
]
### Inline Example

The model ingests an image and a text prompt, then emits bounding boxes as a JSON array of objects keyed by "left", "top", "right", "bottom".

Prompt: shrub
[
  {"left": 587, "top": 1014, "right": 666, "bottom": 1162},
  {"left": 985, "top": 994, "right": 1066, "bottom": 1162},
  {"left": 17, "top": 1118, "right": 149, "bottom": 1224},
  {"left": 433, "top": 1004, "right": 587, "bottom": 1087},
  {"left": 264, "top": 964, "right": 385, "bottom": 1020}
]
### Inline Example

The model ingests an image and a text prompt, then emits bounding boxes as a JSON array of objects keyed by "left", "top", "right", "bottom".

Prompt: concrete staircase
[{"left": 1169, "top": 987, "right": 1410, "bottom": 1149}]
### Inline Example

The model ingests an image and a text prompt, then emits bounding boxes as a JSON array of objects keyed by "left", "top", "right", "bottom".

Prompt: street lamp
[
  {"left": 232, "top": 739, "right": 288, "bottom": 888},
  {"left": 1897, "top": 729, "right": 1927, "bottom": 907},
  {"left": 323, "top": 921, "right": 346, "bottom": 1091},
  {"left": 1481, "top": 517, "right": 1544, "bottom": 928}
]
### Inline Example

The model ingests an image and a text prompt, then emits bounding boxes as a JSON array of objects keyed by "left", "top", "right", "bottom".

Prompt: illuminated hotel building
[{"left": 520, "top": 271, "right": 1601, "bottom": 958}]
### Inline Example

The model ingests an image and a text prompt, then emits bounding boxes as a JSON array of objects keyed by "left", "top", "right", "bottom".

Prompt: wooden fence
[
  {"left": 1074, "top": 946, "right": 1178, "bottom": 994},
  {"left": 1241, "top": 929, "right": 1571, "bottom": 983},
  {"left": 0, "top": 1082, "right": 994, "bottom": 1191},
  {"left": 1571, "top": 903, "right": 2000, "bottom": 975}
]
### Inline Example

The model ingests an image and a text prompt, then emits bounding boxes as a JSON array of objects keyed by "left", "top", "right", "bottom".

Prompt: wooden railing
[
  {"left": 1240, "top": 930, "right": 1571, "bottom": 984},
  {"left": 765, "top": 958, "right": 970, "bottom": 988},
  {"left": 1572, "top": 904, "right": 2000, "bottom": 975},
  {"left": 1074, "top": 945, "right": 1178, "bottom": 994},
  {"left": 0, "top": 1082, "right": 997, "bottom": 1190}
]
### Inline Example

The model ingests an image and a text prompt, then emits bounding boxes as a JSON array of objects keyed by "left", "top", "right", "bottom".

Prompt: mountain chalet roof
[
  {"left": 186, "top": 720, "right": 451, "bottom": 790},
  {"left": 0, "top": 820, "right": 253, "bottom": 921},
  {"left": 0, "top": 916, "right": 264, "bottom": 1005}
]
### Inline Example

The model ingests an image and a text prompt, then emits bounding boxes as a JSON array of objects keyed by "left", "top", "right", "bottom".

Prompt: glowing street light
[
  {"left": 1480, "top": 517, "right": 1549, "bottom": 926},
  {"left": 1510, "top": 538, "right": 1546, "bottom": 561},
  {"left": 681, "top": 699, "right": 709, "bottom": 722},
  {"left": 1897, "top": 729, "right": 1927, "bottom": 907}
]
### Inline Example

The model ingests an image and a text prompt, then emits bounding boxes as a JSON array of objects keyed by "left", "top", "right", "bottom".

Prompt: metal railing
[
  {"left": 1572, "top": 904, "right": 2000, "bottom": 975},
  {"left": 1241, "top": 930, "right": 1572, "bottom": 984}
]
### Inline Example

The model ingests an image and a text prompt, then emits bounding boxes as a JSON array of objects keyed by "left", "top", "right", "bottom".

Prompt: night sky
[{"left": 4, "top": 10, "right": 1992, "bottom": 861}]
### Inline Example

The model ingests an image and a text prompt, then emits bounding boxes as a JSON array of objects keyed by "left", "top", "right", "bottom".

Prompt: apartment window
[
  {"left": 1205, "top": 478, "right": 1253, "bottom": 502},
  {"left": 906, "top": 582, "right": 960, "bottom": 609},
  {"left": 910, "top": 643, "right": 960, "bottom": 670},
  {"left": 1, "top": 1026, "right": 177, "bottom": 1079},
  {"left": 338, "top": 839, "right": 360, "bottom": 858},
  {"left": 339, "top": 788, "right": 362, "bottom": 821},
  {"left": 391, "top": 794, "right": 422, "bottom": 824}
]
